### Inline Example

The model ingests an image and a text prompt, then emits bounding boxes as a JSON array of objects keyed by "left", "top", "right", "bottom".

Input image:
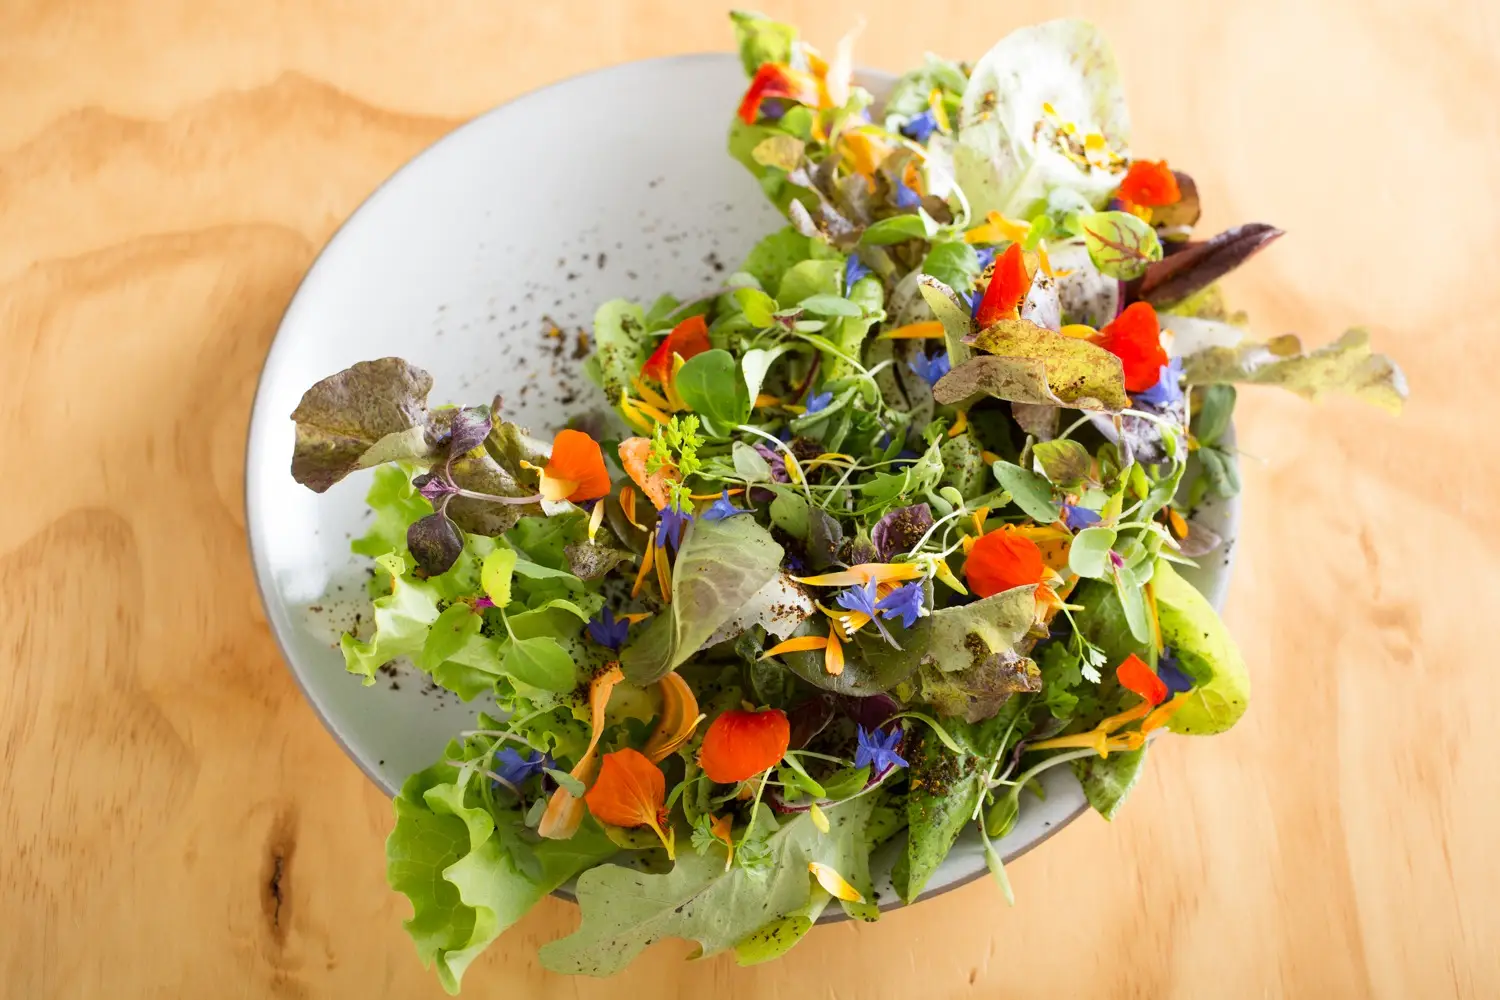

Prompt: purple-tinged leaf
[
  {"left": 414, "top": 473, "right": 458, "bottom": 503},
  {"left": 407, "top": 512, "right": 464, "bottom": 576},
  {"left": 870, "top": 504, "right": 934, "bottom": 561},
  {"left": 1139, "top": 224, "right": 1284, "bottom": 306},
  {"left": 290, "top": 358, "right": 435, "bottom": 492},
  {"left": 565, "top": 541, "right": 630, "bottom": 582},
  {"left": 447, "top": 406, "right": 493, "bottom": 459}
]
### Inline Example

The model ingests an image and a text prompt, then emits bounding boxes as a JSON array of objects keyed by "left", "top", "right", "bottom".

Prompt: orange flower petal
[
  {"left": 793, "top": 563, "right": 925, "bottom": 587},
  {"left": 1116, "top": 653, "right": 1168, "bottom": 706},
  {"left": 760, "top": 635, "right": 829, "bottom": 659},
  {"left": 963, "top": 528, "right": 1047, "bottom": 599},
  {"left": 1142, "top": 693, "right": 1190, "bottom": 734},
  {"left": 879, "top": 321, "right": 945, "bottom": 340},
  {"left": 736, "top": 63, "right": 820, "bottom": 125},
  {"left": 975, "top": 242, "right": 1032, "bottom": 329},
  {"left": 642, "top": 314, "right": 711, "bottom": 384},
  {"left": 630, "top": 542, "right": 655, "bottom": 599},
  {"left": 824, "top": 628, "right": 844, "bottom": 676},
  {"left": 710, "top": 814, "right": 735, "bottom": 870},
  {"left": 644, "top": 672, "right": 702, "bottom": 763},
  {"left": 654, "top": 541, "right": 672, "bottom": 603},
  {"left": 617, "top": 436, "right": 678, "bottom": 510},
  {"left": 538, "top": 665, "right": 622, "bottom": 840},
  {"left": 543, "top": 429, "right": 611, "bottom": 503},
  {"left": 1098, "top": 302, "right": 1167, "bottom": 393},
  {"left": 1118, "top": 159, "right": 1181, "bottom": 208},
  {"left": 584, "top": 748, "right": 674, "bottom": 858},
  {"left": 698, "top": 708, "right": 790, "bottom": 784}
]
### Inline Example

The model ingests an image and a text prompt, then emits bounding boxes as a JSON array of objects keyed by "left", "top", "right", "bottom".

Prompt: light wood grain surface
[{"left": 3, "top": 1, "right": 1497, "bottom": 997}]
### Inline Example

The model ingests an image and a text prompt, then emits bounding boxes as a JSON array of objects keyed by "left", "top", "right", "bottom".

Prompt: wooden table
[{"left": 4, "top": 1, "right": 1495, "bottom": 996}]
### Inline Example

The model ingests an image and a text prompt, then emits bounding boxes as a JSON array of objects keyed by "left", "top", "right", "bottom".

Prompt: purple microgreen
[
  {"left": 1138, "top": 223, "right": 1284, "bottom": 307},
  {"left": 407, "top": 511, "right": 464, "bottom": 576}
]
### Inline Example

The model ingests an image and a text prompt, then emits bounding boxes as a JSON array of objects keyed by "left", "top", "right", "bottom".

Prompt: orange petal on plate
[
  {"left": 539, "top": 665, "right": 623, "bottom": 839},
  {"left": 878, "top": 321, "right": 945, "bottom": 340},
  {"left": 1116, "top": 653, "right": 1168, "bottom": 706},
  {"left": 631, "top": 541, "right": 655, "bottom": 599},
  {"left": 544, "top": 429, "right": 611, "bottom": 503},
  {"left": 584, "top": 748, "right": 675, "bottom": 858}
]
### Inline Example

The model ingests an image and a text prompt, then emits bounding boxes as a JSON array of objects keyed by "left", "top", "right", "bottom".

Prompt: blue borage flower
[
  {"left": 835, "top": 580, "right": 900, "bottom": 646},
  {"left": 899, "top": 108, "right": 939, "bottom": 143},
  {"left": 656, "top": 504, "right": 693, "bottom": 551},
  {"left": 701, "top": 489, "right": 748, "bottom": 521},
  {"left": 587, "top": 606, "right": 629, "bottom": 650},
  {"left": 1157, "top": 647, "right": 1195, "bottom": 695},
  {"left": 1136, "top": 356, "right": 1185, "bottom": 407},
  {"left": 493, "top": 746, "right": 553, "bottom": 789},
  {"left": 805, "top": 389, "right": 834, "bottom": 414},
  {"left": 973, "top": 246, "right": 998, "bottom": 272},
  {"left": 844, "top": 254, "right": 872, "bottom": 295},
  {"left": 908, "top": 350, "right": 952, "bottom": 385},
  {"left": 854, "top": 725, "right": 908, "bottom": 775},
  {"left": 1061, "top": 504, "right": 1102, "bottom": 530},
  {"left": 894, "top": 179, "right": 922, "bottom": 209},
  {"left": 874, "top": 581, "right": 926, "bottom": 628}
]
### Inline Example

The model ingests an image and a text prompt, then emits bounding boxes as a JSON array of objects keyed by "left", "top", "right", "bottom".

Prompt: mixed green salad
[{"left": 286, "top": 12, "right": 1405, "bottom": 990}]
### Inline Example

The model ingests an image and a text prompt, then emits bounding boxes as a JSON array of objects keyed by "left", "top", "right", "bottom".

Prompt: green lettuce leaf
[
  {"left": 539, "top": 795, "right": 875, "bottom": 976},
  {"left": 388, "top": 749, "right": 616, "bottom": 994},
  {"left": 934, "top": 318, "right": 1129, "bottom": 411},
  {"left": 729, "top": 9, "right": 797, "bottom": 75},
  {"left": 1153, "top": 560, "right": 1249, "bottom": 735},
  {"left": 912, "top": 585, "right": 1042, "bottom": 722},
  {"left": 620, "top": 516, "right": 784, "bottom": 684},
  {"left": 290, "top": 357, "right": 437, "bottom": 492},
  {"left": 352, "top": 465, "right": 432, "bottom": 558},
  {"left": 592, "top": 299, "right": 651, "bottom": 407},
  {"left": 1076, "top": 746, "right": 1147, "bottom": 820}
]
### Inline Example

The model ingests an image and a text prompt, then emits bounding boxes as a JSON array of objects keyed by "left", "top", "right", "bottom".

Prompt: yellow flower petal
[
  {"left": 754, "top": 393, "right": 783, "bottom": 408},
  {"left": 927, "top": 88, "right": 951, "bottom": 133},
  {"left": 793, "top": 563, "right": 925, "bottom": 587},
  {"left": 931, "top": 558, "right": 968, "bottom": 595},
  {"left": 824, "top": 628, "right": 844, "bottom": 676},
  {"left": 630, "top": 542, "right": 655, "bottom": 599},
  {"left": 587, "top": 498, "right": 606, "bottom": 543},
  {"left": 645, "top": 672, "right": 703, "bottom": 762},
  {"left": 1060, "top": 324, "right": 1098, "bottom": 340},
  {"left": 879, "top": 321, "right": 945, "bottom": 340},
  {"left": 808, "top": 861, "right": 865, "bottom": 903},
  {"left": 620, "top": 611, "right": 652, "bottom": 625},
  {"left": 760, "top": 635, "right": 829, "bottom": 659},
  {"left": 947, "top": 410, "right": 969, "bottom": 438},
  {"left": 809, "top": 802, "right": 830, "bottom": 833},
  {"left": 539, "top": 473, "right": 579, "bottom": 503}
]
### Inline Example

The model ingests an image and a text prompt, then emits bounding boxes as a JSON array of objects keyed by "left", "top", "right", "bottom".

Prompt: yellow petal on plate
[
  {"left": 760, "top": 635, "right": 829, "bottom": 659},
  {"left": 808, "top": 802, "right": 830, "bottom": 833},
  {"left": 586, "top": 499, "right": 606, "bottom": 542},
  {"left": 808, "top": 861, "right": 865, "bottom": 903},
  {"left": 823, "top": 629, "right": 844, "bottom": 676},
  {"left": 946, "top": 410, "right": 969, "bottom": 437}
]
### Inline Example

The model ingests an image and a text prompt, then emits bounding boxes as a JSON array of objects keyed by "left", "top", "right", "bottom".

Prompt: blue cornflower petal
[
  {"left": 836, "top": 580, "right": 881, "bottom": 618},
  {"left": 587, "top": 606, "right": 630, "bottom": 650},
  {"left": 493, "top": 747, "right": 552, "bottom": 789},
  {"left": 894, "top": 179, "right": 922, "bottom": 209},
  {"left": 967, "top": 286, "right": 983, "bottom": 318},
  {"left": 701, "top": 489, "right": 748, "bottom": 521},
  {"left": 874, "top": 582, "right": 926, "bottom": 629},
  {"left": 844, "top": 254, "right": 872, "bottom": 295},
  {"left": 1136, "top": 356, "right": 1185, "bottom": 407},
  {"left": 655, "top": 504, "right": 693, "bottom": 550},
  {"left": 973, "top": 246, "right": 998, "bottom": 272},
  {"left": 900, "top": 109, "right": 938, "bottom": 143},
  {"left": 854, "top": 725, "right": 908, "bottom": 775},
  {"left": 908, "top": 350, "right": 952, "bottom": 385},
  {"left": 1061, "top": 504, "right": 1102, "bottom": 531},
  {"left": 806, "top": 390, "right": 834, "bottom": 414},
  {"left": 1157, "top": 647, "right": 1195, "bottom": 695}
]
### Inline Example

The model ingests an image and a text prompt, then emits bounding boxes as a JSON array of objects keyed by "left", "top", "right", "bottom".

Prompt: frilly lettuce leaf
[
  {"left": 388, "top": 748, "right": 616, "bottom": 994},
  {"left": 539, "top": 795, "right": 875, "bottom": 976},
  {"left": 943, "top": 19, "right": 1130, "bottom": 219},
  {"left": 1165, "top": 316, "right": 1407, "bottom": 413},
  {"left": 290, "top": 358, "right": 438, "bottom": 492},
  {"left": 620, "top": 516, "right": 784, "bottom": 684},
  {"left": 352, "top": 464, "right": 434, "bottom": 559},
  {"left": 933, "top": 318, "right": 1129, "bottom": 411}
]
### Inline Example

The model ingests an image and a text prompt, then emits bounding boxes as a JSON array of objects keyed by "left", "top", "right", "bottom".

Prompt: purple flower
[
  {"left": 894, "top": 179, "right": 922, "bottom": 209},
  {"left": 1109, "top": 550, "right": 1126, "bottom": 569},
  {"left": 806, "top": 389, "right": 834, "bottom": 414},
  {"left": 493, "top": 746, "right": 552, "bottom": 789},
  {"left": 656, "top": 504, "right": 693, "bottom": 551},
  {"left": 966, "top": 286, "right": 983, "bottom": 318},
  {"left": 587, "top": 606, "right": 629, "bottom": 650},
  {"left": 900, "top": 109, "right": 938, "bottom": 143},
  {"left": 1136, "top": 356, "right": 1185, "bottom": 407},
  {"left": 1061, "top": 504, "right": 1102, "bottom": 531},
  {"left": 844, "top": 254, "right": 872, "bottom": 294},
  {"left": 855, "top": 725, "right": 908, "bottom": 775},
  {"left": 973, "top": 246, "right": 997, "bottom": 271},
  {"left": 1157, "top": 647, "right": 1195, "bottom": 695},
  {"left": 875, "top": 582, "right": 926, "bottom": 629},
  {"left": 908, "top": 350, "right": 952, "bottom": 385},
  {"left": 759, "top": 98, "right": 786, "bottom": 121},
  {"left": 701, "top": 489, "right": 748, "bottom": 521},
  {"left": 753, "top": 443, "right": 790, "bottom": 483},
  {"left": 837, "top": 580, "right": 899, "bottom": 647},
  {"left": 473, "top": 596, "right": 496, "bottom": 611}
]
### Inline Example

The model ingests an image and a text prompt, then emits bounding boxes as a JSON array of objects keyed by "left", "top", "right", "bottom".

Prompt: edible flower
[
  {"left": 587, "top": 606, "right": 630, "bottom": 650},
  {"left": 893, "top": 178, "right": 922, "bottom": 209},
  {"left": 539, "top": 665, "right": 622, "bottom": 839},
  {"left": 698, "top": 707, "right": 791, "bottom": 784},
  {"left": 584, "top": 748, "right": 675, "bottom": 858},
  {"left": 837, "top": 580, "right": 899, "bottom": 646},
  {"left": 643, "top": 672, "right": 703, "bottom": 762},
  {"left": 808, "top": 861, "right": 865, "bottom": 903},
  {"left": 879, "top": 320, "right": 945, "bottom": 340},
  {"left": 844, "top": 254, "right": 872, "bottom": 292},
  {"left": 974, "top": 242, "right": 1032, "bottom": 329},
  {"left": 701, "top": 488, "right": 749, "bottom": 521},
  {"left": 900, "top": 108, "right": 939, "bottom": 143},
  {"left": 1136, "top": 356, "right": 1185, "bottom": 407},
  {"left": 964, "top": 211, "right": 1030, "bottom": 246},
  {"left": 908, "top": 349, "right": 951, "bottom": 385},
  {"left": 539, "top": 430, "right": 611, "bottom": 503},
  {"left": 617, "top": 436, "right": 678, "bottom": 509},
  {"left": 1116, "top": 652, "right": 1169, "bottom": 706},
  {"left": 1156, "top": 647, "right": 1195, "bottom": 695},
  {"left": 492, "top": 746, "right": 552, "bottom": 789},
  {"left": 1061, "top": 504, "right": 1102, "bottom": 531},
  {"left": 656, "top": 503, "right": 693, "bottom": 551},
  {"left": 963, "top": 526, "right": 1048, "bottom": 599},
  {"left": 1028, "top": 655, "right": 1181, "bottom": 758},
  {"left": 642, "top": 314, "right": 711, "bottom": 385},
  {"left": 1098, "top": 302, "right": 1168, "bottom": 393},
  {"left": 736, "top": 62, "right": 820, "bottom": 125},
  {"left": 973, "top": 246, "right": 997, "bottom": 272},
  {"left": 805, "top": 389, "right": 834, "bottom": 414},
  {"left": 1117, "top": 159, "right": 1181, "bottom": 210},
  {"left": 874, "top": 581, "right": 926, "bottom": 629},
  {"left": 793, "top": 562, "right": 926, "bottom": 587},
  {"left": 855, "top": 724, "right": 908, "bottom": 775},
  {"left": 710, "top": 814, "right": 735, "bottom": 870}
]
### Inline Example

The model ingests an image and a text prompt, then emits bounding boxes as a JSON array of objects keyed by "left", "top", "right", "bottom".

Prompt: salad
[{"left": 286, "top": 11, "right": 1405, "bottom": 990}]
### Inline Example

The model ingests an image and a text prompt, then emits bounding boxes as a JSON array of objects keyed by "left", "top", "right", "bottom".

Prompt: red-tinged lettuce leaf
[
  {"left": 540, "top": 796, "right": 876, "bottom": 976},
  {"left": 1081, "top": 210, "right": 1163, "bottom": 281},
  {"left": 1139, "top": 223, "right": 1284, "bottom": 306},
  {"left": 290, "top": 358, "right": 437, "bottom": 492},
  {"left": 934, "top": 318, "right": 1129, "bottom": 411},
  {"left": 1181, "top": 326, "right": 1407, "bottom": 414}
]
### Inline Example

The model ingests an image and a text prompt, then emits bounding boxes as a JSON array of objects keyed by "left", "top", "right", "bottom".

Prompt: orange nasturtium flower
[
  {"left": 642, "top": 672, "right": 702, "bottom": 763},
  {"left": 617, "top": 436, "right": 678, "bottom": 510},
  {"left": 698, "top": 708, "right": 791, "bottom": 784},
  {"left": 964, "top": 527, "right": 1049, "bottom": 599},
  {"left": 539, "top": 429, "right": 611, "bottom": 504},
  {"left": 1030, "top": 655, "right": 1186, "bottom": 758},
  {"left": 584, "top": 748, "right": 675, "bottom": 858},
  {"left": 1117, "top": 159, "right": 1181, "bottom": 209},
  {"left": 973, "top": 242, "right": 1033, "bottom": 329},
  {"left": 710, "top": 814, "right": 735, "bottom": 870},
  {"left": 1097, "top": 302, "right": 1169, "bottom": 393},
  {"left": 1115, "top": 652, "right": 1169, "bottom": 706},
  {"left": 642, "top": 314, "right": 711, "bottom": 384},
  {"left": 538, "top": 665, "right": 622, "bottom": 840},
  {"left": 736, "top": 62, "right": 821, "bottom": 125}
]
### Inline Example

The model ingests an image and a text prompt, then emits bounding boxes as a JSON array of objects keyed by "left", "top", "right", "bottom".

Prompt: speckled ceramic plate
[{"left": 245, "top": 53, "right": 1240, "bottom": 914}]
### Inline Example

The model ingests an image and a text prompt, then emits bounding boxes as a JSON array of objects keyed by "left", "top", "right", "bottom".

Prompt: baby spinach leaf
[
  {"left": 991, "top": 460, "right": 1061, "bottom": 522},
  {"left": 502, "top": 636, "right": 577, "bottom": 692},
  {"left": 676, "top": 349, "right": 752, "bottom": 434}
]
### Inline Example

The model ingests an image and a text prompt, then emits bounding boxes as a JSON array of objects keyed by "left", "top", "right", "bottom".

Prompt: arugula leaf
[
  {"left": 1192, "top": 384, "right": 1237, "bottom": 447},
  {"left": 290, "top": 358, "right": 437, "bottom": 492},
  {"left": 620, "top": 517, "right": 784, "bottom": 684},
  {"left": 1080, "top": 210, "right": 1163, "bottom": 280},
  {"left": 388, "top": 750, "right": 616, "bottom": 993},
  {"left": 540, "top": 796, "right": 876, "bottom": 975},
  {"left": 938, "top": 319, "right": 1129, "bottom": 411},
  {"left": 676, "top": 349, "right": 752, "bottom": 434}
]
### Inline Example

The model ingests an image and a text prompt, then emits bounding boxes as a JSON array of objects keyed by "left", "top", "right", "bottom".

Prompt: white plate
[{"left": 245, "top": 53, "right": 1239, "bottom": 912}]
